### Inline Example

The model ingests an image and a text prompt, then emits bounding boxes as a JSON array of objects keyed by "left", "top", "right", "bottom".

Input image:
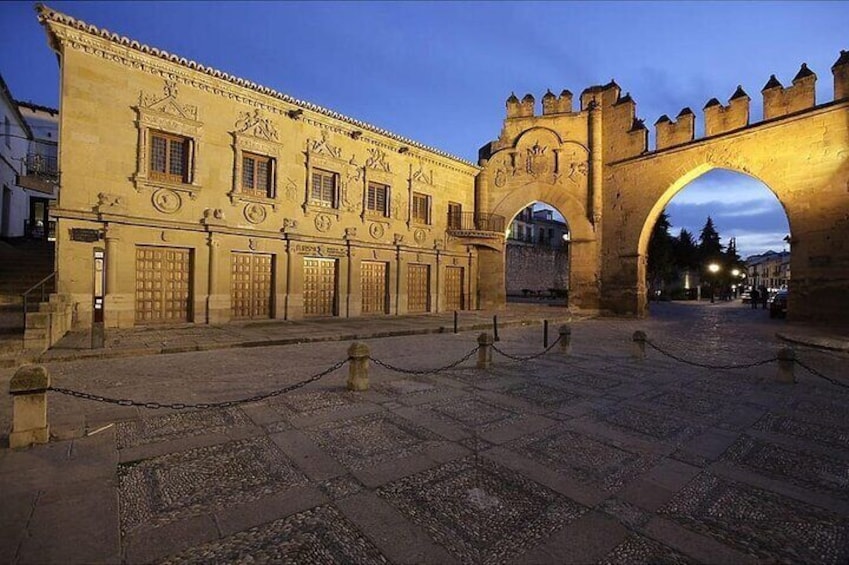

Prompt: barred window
[
  {"left": 150, "top": 131, "right": 190, "bottom": 184},
  {"left": 242, "top": 152, "right": 274, "bottom": 198},
  {"left": 367, "top": 182, "right": 389, "bottom": 216},
  {"left": 447, "top": 202, "right": 462, "bottom": 229},
  {"left": 412, "top": 192, "right": 431, "bottom": 225},
  {"left": 311, "top": 168, "right": 338, "bottom": 208}
]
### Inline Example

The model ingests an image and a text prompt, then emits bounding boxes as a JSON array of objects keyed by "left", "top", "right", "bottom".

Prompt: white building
[{"left": 0, "top": 73, "right": 59, "bottom": 240}]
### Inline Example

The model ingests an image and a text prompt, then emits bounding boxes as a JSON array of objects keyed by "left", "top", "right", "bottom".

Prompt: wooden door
[
  {"left": 231, "top": 252, "right": 273, "bottom": 320},
  {"left": 361, "top": 261, "right": 388, "bottom": 314},
  {"left": 135, "top": 246, "right": 191, "bottom": 324},
  {"left": 444, "top": 266, "right": 464, "bottom": 311},
  {"left": 407, "top": 263, "right": 430, "bottom": 313},
  {"left": 304, "top": 257, "right": 337, "bottom": 316}
]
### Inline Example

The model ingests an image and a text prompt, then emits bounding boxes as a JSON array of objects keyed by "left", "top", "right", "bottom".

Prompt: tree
[
  {"left": 673, "top": 228, "right": 698, "bottom": 270},
  {"left": 647, "top": 211, "right": 677, "bottom": 293},
  {"left": 698, "top": 216, "right": 723, "bottom": 264}
]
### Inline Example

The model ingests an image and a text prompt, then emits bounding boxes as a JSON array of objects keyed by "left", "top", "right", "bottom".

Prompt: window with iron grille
[
  {"left": 412, "top": 192, "right": 431, "bottom": 225},
  {"left": 310, "top": 168, "right": 338, "bottom": 208},
  {"left": 150, "top": 131, "right": 190, "bottom": 183},
  {"left": 366, "top": 182, "right": 389, "bottom": 216},
  {"left": 242, "top": 152, "right": 274, "bottom": 198},
  {"left": 448, "top": 202, "right": 462, "bottom": 229}
]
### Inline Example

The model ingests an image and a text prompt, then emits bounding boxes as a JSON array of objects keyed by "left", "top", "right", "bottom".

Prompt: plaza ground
[{"left": 1, "top": 301, "right": 848, "bottom": 563}]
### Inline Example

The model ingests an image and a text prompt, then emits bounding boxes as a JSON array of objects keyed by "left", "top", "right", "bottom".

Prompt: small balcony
[
  {"left": 16, "top": 153, "right": 59, "bottom": 195},
  {"left": 447, "top": 212, "right": 506, "bottom": 249}
]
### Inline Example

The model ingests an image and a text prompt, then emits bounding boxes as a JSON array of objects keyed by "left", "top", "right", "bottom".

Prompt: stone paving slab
[{"left": 2, "top": 302, "right": 849, "bottom": 564}]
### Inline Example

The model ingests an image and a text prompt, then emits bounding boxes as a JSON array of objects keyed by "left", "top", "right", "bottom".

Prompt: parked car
[
  {"left": 741, "top": 289, "right": 752, "bottom": 303},
  {"left": 769, "top": 290, "right": 788, "bottom": 318}
]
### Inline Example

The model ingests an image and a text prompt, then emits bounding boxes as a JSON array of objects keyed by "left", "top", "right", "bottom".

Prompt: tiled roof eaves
[{"left": 36, "top": 4, "right": 479, "bottom": 172}]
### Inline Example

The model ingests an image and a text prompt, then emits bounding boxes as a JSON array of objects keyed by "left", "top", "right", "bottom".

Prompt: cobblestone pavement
[{"left": 1, "top": 301, "right": 848, "bottom": 564}]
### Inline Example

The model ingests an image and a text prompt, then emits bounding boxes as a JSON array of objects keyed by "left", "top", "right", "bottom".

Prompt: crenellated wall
[{"left": 481, "top": 49, "right": 849, "bottom": 322}]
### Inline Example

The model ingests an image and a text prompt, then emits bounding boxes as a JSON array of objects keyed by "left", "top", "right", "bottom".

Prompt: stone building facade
[
  {"left": 38, "top": 6, "right": 494, "bottom": 330},
  {"left": 35, "top": 5, "right": 849, "bottom": 333},
  {"left": 505, "top": 206, "right": 569, "bottom": 297}
]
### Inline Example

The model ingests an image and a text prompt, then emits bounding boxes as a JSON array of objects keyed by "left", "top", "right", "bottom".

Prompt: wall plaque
[{"left": 70, "top": 228, "right": 102, "bottom": 242}]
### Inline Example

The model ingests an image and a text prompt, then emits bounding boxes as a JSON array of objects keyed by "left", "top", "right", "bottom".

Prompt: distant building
[
  {"left": 0, "top": 73, "right": 59, "bottom": 240},
  {"left": 505, "top": 205, "right": 570, "bottom": 297},
  {"left": 745, "top": 250, "right": 790, "bottom": 291}
]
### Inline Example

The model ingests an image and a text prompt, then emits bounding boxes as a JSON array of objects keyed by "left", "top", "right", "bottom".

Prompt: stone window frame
[
  {"left": 303, "top": 148, "right": 347, "bottom": 219},
  {"left": 229, "top": 132, "right": 281, "bottom": 210},
  {"left": 365, "top": 181, "right": 390, "bottom": 218},
  {"left": 447, "top": 201, "right": 462, "bottom": 230},
  {"left": 133, "top": 107, "right": 202, "bottom": 196},
  {"left": 411, "top": 191, "right": 432, "bottom": 226}
]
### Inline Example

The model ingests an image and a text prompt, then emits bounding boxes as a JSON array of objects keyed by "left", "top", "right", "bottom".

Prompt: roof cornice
[{"left": 35, "top": 3, "right": 479, "bottom": 172}]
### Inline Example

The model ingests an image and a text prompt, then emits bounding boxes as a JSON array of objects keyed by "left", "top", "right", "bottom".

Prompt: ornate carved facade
[{"left": 37, "top": 5, "right": 849, "bottom": 329}]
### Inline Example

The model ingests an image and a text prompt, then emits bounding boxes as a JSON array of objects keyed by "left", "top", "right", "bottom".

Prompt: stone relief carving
[
  {"left": 340, "top": 160, "right": 363, "bottom": 213},
  {"left": 309, "top": 130, "right": 342, "bottom": 158},
  {"left": 139, "top": 79, "right": 198, "bottom": 121},
  {"left": 284, "top": 177, "right": 299, "bottom": 201},
  {"left": 411, "top": 161, "right": 434, "bottom": 186},
  {"left": 315, "top": 213, "right": 333, "bottom": 232},
  {"left": 414, "top": 229, "right": 427, "bottom": 244},
  {"left": 249, "top": 238, "right": 258, "bottom": 251},
  {"left": 203, "top": 208, "right": 225, "bottom": 222},
  {"left": 394, "top": 233, "right": 405, "bottom": 245},
  {"left": 524, "top": 141, "right": 551, "bottom": 178},
  {"left": 151, "top": 188, "right": 182, "bottom": 214},
  {"left": 243, "top": 203, "right": 267, "bottom": 224},
  {"left": 366, "top": 148, "right": 391, "bottom": 172},
  {"left": 368, "top": 222, "right": 385, "bottom": 239},
  {"left": 235, "top": 108, "right": 278, "bottom": 141},
  {"left": 391, "top": 197, "right": 406, "bottom": 221},
  {"left": 344, "top": 227, "right": 357, "bottom": 239},
  {"left": 96, "top": 192, "right": 125, "bottom": 213},
  {"left": 281, "top": 218, "right": 298, "bottom": 233}
]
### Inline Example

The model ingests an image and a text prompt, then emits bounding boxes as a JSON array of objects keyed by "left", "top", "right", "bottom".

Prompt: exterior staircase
[{"left": 0, "top": 240, "right": 56, "bottom": 356}]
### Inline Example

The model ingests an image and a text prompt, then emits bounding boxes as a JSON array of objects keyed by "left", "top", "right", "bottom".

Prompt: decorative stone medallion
[
  {"left": 414, "top": 229, "right": 426, "bottom": 244},
  {"left": 368, "top": 222, "right": 385, "bottom": 239},
  {"left": 151, "top": 188, "right": 181, "bottom": 214},
  {"left": 244, "top": 203, "right": 267, "bottom": 224},
  {"left": 315, "top": 213, "right": 332, "bottom": 232}
]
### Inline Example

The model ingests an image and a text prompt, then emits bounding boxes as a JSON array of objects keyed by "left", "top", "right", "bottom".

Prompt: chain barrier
[
  {"left": 369, "top": 346, "right": 480, "bottom": 376},
  {"left": 491, "top": 335, "right": 562, "bottom": 361},
  {"left": 793, "top": 358, "right": 848, "bottom": 389},
  {"left": 49, "top": 357, "right": 349, "bottom": 410},
  {"left": 645, "top": 340, "right": 777, "bottom": 370}
]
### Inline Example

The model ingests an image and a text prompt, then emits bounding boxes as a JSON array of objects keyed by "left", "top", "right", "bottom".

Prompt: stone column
[
  {"left": 206, "top": 233, "right": 227, "bottom": 324},
  {"left": 347, "top": 342, "right": 370, "bottom": 391},
  {"left": 9, "top": 365, "right": 50, "bottom": 448},
  {"left": 477, "top": 332, "right": 494, "bottom": 369},
  {"left": 559, "top": 325, "right": 572, "bottom": 355},
  {"left": 103, "top": 223, "right": 124, "bottom": 328},
  {"left": 632, "top": 330, "right": 647, "bottom": 360},
  {"left": 777, "top": 348, "right": 796, "bottom": 384},
  {"left": 475, "top": 160, "right": 491, "bottom": 216},
  {"left": 588, "top": 101, "right": 603, "bottom": 228}
]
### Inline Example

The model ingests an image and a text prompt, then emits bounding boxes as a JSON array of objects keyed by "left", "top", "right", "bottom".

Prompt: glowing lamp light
[
  {"left": 731, "top": 268, "right": 740, "bottom": 277},
  {"left": 708, "top": 263, "right": 720, "bottom": 274}
]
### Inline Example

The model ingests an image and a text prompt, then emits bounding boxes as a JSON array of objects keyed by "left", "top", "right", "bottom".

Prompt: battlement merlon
[
  {"left": 833, "top": 50, "right": 849, "bottom": 101},
  {"left": 655, "top": 107, "right": 695, "bottom": 150},
  {"left": 762, "top": 63, "right": 817, "bottom": 120},
  {"left": 704, "top": 85, "right": 750, "bottom": 137}
]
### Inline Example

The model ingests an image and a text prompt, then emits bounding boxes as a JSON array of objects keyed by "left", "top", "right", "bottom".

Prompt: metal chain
[
  {"left": 793, "top": 358, "right": 849, "bottom": 389},
  {"left": 645, "top": 340, "right": 777, "bottom": 370},
  {"left": 491, "top": 335, "right": 562, "bottom": 361},
  {"left": 49, "top": 357, "right": 349, "bottom": 410},
  {"left": 369, "top": 346, "right": 480, "bottom": 375}
]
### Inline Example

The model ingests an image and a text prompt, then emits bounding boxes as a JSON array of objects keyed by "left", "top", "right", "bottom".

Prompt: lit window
[
  {"left": 150, "top": 131, "right": 190, "bottom": 184},
  {"left": 311, "top": 168, "right": 338, "bottom": 208},
  {"left": 241, "top": 152, "right": 274, "bottom": 198},
  {"left": 366, "top": 182, "right": 389, "bottom": 216},
  {"left": 412, "top": 192, "right": 431, "bottom": 225}
]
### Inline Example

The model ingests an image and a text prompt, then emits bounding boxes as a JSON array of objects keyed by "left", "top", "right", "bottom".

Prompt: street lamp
[
  {"left": 707, "top": 263, "right": 720, "bottom": 303},
  {"left": 731, "top": 268, "right": 740, "bottom": 277}
]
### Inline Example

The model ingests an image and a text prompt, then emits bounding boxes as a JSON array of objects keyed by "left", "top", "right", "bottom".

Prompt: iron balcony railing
[
  {"left": 25, "top": 153, "right": 59, "bottom": 180},
  {"left": 447, "top": 212, "right": 506, "bottom": 234}
]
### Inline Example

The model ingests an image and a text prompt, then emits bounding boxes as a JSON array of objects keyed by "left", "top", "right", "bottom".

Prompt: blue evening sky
[{"left": 2, "top": 1, "right": 846, "bottom": 257}]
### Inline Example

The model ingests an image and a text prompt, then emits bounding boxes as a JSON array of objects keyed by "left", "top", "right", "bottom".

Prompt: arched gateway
[{"left": 472, "top": 55, "right": 849, "bottom": 322}]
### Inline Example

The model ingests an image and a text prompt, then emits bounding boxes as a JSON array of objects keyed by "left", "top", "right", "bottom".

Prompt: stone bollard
[
  {"left": 347, "top": 342, "right": 370, "bottom": 391},
  {"left": 9, "top": 364, "right": 51, "bottom": 448},
  {"left": 477, "top": 332, "right": 494, "bottom": 369},
  {"left": 777, "top": 348, "right": 796, "bottom": 384},
  {"left": 559, "top": 325, "right": 572, "bottom": 356},
  {"left": 632, "top": 331, "right": 647, "bottom": 360}
]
